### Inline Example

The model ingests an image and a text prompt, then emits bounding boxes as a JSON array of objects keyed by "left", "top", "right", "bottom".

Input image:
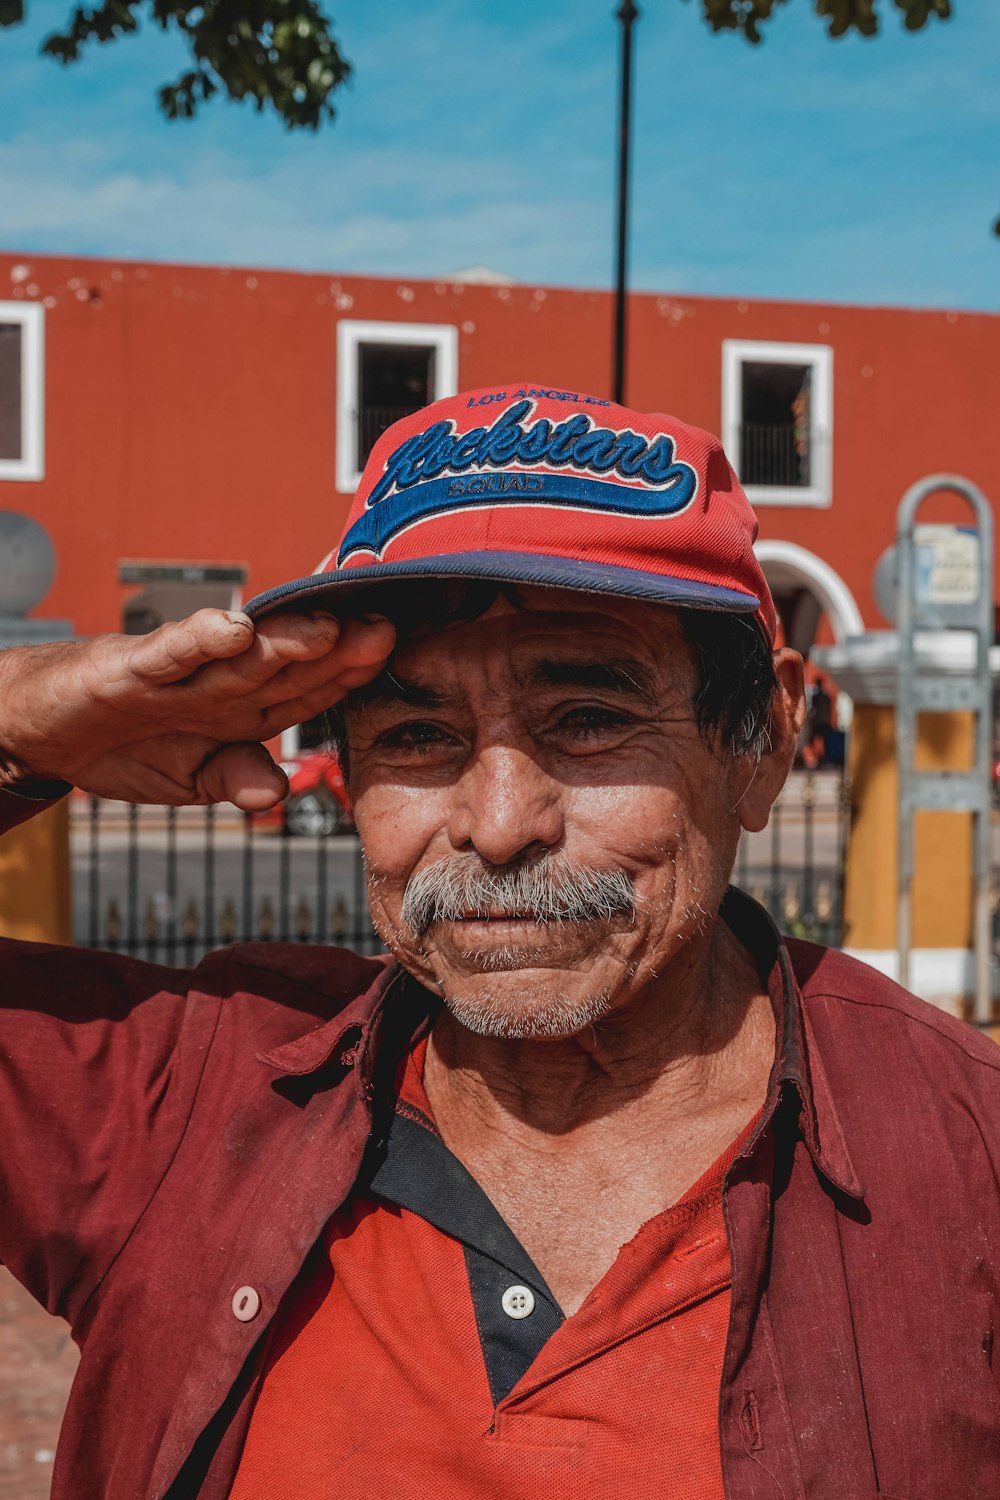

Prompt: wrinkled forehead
[
  {"left": 348, "top": 583, "right": 696, "bottom": 707},
  {"left": 344, "top": 578, "right": 681, "bottom": 642}
]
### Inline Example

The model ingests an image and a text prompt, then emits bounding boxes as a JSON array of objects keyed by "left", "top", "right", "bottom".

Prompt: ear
[{"left": 733, "top": 649, "right": 806, "bottom": 834}]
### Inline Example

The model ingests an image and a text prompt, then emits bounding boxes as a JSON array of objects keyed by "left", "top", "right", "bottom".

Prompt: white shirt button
[
  {"left": 501, "top": 1284, "right": 535, "bottom": 1320},
  {"left": 232, "top": 1285, "right": 261, "bottom": 1322}
]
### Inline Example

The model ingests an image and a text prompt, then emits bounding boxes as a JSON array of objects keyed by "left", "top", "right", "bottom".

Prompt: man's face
[{"left": 345, "top": 589, "right": 788, "bottom": 1040}]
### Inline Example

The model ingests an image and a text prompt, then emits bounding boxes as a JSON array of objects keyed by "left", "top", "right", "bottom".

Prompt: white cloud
[{"left": 0, "top": 131, "right": 608, "bottom": 285}]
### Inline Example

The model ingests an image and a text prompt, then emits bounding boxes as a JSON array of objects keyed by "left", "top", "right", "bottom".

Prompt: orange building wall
[{"left": 1, "top": 253, "right": 997, "bottom": 636}]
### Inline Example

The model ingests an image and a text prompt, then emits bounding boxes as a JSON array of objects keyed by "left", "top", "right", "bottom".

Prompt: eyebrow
[
  {"left": 526, "top": 658, "right": 658, "bottom": 702},
  {"left": 348, "top": 669, "right": 452, "bottom": 711},
  {"left": 347, "top": 656, "right": 660, "bottom": 714}
]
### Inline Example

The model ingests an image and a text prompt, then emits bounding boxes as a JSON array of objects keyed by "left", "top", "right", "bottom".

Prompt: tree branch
[{"left": 9, "top": 0, "right": 351, "bottom": 129}]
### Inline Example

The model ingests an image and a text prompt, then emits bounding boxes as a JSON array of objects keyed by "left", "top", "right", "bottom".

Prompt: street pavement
[{"left": 0, "top": 1270, "right": 75, "bottom": 1500}]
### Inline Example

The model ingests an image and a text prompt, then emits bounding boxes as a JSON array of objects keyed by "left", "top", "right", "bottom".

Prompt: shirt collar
[
  {"left": 256, "top": 958, "right": 400, "bottom": 1078},
  {"left": 257, "top": 958, "right": 437, "bottom": 1097},
  {"left": 722, "top": 886, "right": 864, "bottom": 1201}
]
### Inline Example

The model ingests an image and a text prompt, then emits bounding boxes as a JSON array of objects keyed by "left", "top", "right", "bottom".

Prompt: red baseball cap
[{"left": 246, "top": 383, "right": 776, "bottom": 644}]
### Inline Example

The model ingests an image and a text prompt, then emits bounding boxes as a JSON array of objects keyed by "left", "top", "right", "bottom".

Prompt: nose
[{"left": 448, "top": 743, "right": 564, "bottom": 866}]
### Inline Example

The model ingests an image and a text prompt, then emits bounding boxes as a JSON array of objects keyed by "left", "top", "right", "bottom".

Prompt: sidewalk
[{"left": 0, "top": 1269, "right": 77, "bottom": 1500}]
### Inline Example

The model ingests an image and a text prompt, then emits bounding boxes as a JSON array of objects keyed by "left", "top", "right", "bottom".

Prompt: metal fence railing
[
  {"left": 72, "top": 768, "right": 854, "bottom": 967},
  {"left": 733, "top": 766, "right": 849, "bottom": 946},
  {"left": 72, "top": 799, "right": 382, "bottom": 967}
]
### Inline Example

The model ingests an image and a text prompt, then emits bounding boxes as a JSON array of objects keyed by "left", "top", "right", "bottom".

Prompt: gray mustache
[{"left": 400, "top": 854, "right": 636, "bottom": 937}]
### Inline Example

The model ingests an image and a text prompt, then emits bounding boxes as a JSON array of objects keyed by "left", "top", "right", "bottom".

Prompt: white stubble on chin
[{"left": 441, "top": 979, "right": 616, "bottom": 1041}]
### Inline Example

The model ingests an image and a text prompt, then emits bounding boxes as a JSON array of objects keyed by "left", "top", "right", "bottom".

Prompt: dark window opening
[
  {"left": 0, "top": 324, "right": 23, "bottom": 463},
  {"left": 357, "top": 343, "right": 434, "bottom": 468},
  {"left": 739, "top": 361, "right": 812, "bottom": 488}
]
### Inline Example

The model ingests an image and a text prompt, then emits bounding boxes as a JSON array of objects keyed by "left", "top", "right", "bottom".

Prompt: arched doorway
[
  {"left": 754, "top": 540, "right": 864, "bottom": 768},
  {"left": 754, "top": 539, "right": 864, "bottom": 654}
]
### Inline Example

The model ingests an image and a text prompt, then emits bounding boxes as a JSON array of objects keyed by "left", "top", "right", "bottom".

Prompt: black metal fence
[
  {"left": 72, "top": 767, "right": 851, "bottom": 966},
  {"left": 733, "top": 766, "right": 850, "bottom": 946},
  {"left": 72, "top": 800, "right": 382, "bottom": 966}
]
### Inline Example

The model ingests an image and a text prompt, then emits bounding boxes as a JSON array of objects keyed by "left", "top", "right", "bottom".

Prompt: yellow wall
[
  {"left": 0, "top": 800, "right": 72, "bottom": 945},
  {"left": 844, "top": 704, "right": 974, "bottom": 951}
]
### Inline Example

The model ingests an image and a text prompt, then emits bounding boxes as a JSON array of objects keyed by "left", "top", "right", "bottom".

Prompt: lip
[{"left": 454, "top": 912, "right": 541, "bottom": 925}]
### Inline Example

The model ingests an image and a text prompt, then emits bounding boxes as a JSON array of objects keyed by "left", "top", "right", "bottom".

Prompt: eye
[
  {"left": 376, "top": 720, "right": 456, "bottom": 754},
  {"left": 555, "top": 706, "right": 632, "bottom": 742}
]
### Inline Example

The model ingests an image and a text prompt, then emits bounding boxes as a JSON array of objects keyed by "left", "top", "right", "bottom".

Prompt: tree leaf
[{"left": 34, "top": 0, "right": 351, "bottom": 129}]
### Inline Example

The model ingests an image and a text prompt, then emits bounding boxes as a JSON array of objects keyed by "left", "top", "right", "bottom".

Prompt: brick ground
[{"left": 0, "top": 1267, "right": 77, "bottom": 1500}]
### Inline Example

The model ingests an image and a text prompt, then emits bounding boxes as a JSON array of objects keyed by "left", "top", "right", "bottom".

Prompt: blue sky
[{"left": 1, "top": 0, "right": 997, "bottom": 308}]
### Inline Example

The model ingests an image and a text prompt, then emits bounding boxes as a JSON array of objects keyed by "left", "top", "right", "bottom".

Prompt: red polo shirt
[{"left": 230, "top": 1038, "right": 759, "bottom": 1498}]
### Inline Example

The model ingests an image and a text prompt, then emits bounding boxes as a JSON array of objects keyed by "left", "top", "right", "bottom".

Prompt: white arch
[{"left": 753, "top": 539, "right": 864, "bottom": 645}]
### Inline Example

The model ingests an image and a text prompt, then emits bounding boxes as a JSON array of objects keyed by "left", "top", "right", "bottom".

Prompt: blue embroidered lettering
[
  {"left": 515, "top": 417, "right": 553, "bottom": 463},
  {"left": 478, "top": 404, "right": 526, "bottom": 465},
  {"left": 614, "top": 432, "right": 652, "bottom": 478},
  {"left": 570, "top": 428, "right": 619, "bottom": 471},
  {"left": 340, "top": 397, "right": 698, "bottom": 562},
  {"left": 450, "top": 430, "right": 487, "bottom": 470},
  {"left": 546, "top": 413, "right": 591, "bottom": 464}
]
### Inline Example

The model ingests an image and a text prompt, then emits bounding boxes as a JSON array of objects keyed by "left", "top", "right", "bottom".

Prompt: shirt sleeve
[
  {"left": 0, "top": 794, "right": 223, "bottom": 1327},
  {"left": 0, "top": 780, "right": 73, "bottom": 830}
]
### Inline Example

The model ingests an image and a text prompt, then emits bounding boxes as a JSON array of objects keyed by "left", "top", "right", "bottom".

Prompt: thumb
[{"left": 197, "top": 742, "right": 289, "bottom": 811}]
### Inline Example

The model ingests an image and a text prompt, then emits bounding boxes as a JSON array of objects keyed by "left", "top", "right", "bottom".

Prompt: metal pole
[{"left": 613, "top": 0, "right": 638, "bottom": 406}]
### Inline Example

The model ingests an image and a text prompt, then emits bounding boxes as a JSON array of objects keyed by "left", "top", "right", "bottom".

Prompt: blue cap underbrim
[{"left": 244, "top": 551, "right": 760, "bottom": 621}]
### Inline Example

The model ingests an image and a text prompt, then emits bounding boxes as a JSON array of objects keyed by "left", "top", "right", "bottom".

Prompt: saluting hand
[{"left": 0, "top": 609, "right": 394, "bottom": 809}]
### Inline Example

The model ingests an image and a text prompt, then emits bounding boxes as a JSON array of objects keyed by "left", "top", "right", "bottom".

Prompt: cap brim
[{"left": 245, "top": 551, "right": 761, "bottom": 621}]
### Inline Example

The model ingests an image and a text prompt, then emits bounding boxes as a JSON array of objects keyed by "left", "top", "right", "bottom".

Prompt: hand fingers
[
  {"left": 328, "top": 615, "right": 396, "bottom": 668},
  {"left": 183, "top": 612, "right": 345, "bottom": 699},
  {"left": 127, "top": 610, "right": 256, "bottom": 685},
  {"left": 254, "top": 621, "right": 398, "bottom": 733},
  {"left": 249, "top": 612, "right": 395, "bottom": 678},
  {"left": 196, "top": 742, "right": 289, "bottom": 811},
  {"left": 256, "top": 669, "right": 380, "bottom": 738},
  {"left": 240, "top": 616, "right": 396, "bottom": 710}
]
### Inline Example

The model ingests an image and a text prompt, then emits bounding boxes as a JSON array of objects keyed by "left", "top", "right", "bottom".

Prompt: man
[{"left": 0, "top": 385, "right": 998, "bottom": 1500}]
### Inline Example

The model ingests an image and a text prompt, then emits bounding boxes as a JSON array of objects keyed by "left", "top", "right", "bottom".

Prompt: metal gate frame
[{"left": 895, "top": 475, "right": 994, "bottom": 1021}]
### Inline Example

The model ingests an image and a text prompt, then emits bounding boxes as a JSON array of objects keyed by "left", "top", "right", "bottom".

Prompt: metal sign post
[{"left": 895, "top": 475, "right": 994, "bottom": 1021}]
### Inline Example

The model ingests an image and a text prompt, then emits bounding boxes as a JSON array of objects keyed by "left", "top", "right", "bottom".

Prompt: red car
[{"left": 271, "top": 752, "right": 354, "bottom": 837}]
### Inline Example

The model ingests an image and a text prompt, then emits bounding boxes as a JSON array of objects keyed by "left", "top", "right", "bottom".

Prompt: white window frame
[
  {"left": 0, "top": 301, "right": 45, "bottom": 482},
  {"left": 721, "top": 339, "right": 832, "bottom": 508},
  {"left": 335, "top": 320, "right": 458, "bottom": 494}
]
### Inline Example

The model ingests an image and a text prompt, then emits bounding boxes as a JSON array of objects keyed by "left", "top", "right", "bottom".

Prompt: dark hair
[
  {"left": 320, "top": 580, "right": 777, "bottom": 762},
  {"left": 677, "top": 608, "right": 777, "bottom": 760}
]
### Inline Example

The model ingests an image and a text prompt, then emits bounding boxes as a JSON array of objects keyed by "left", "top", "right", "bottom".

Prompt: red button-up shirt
[{"left": 1, "top": 788, "right": 999, "bottom": 1498}]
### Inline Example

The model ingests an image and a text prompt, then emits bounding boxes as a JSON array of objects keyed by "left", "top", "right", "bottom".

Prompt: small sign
[
  {"left": 873, "top": 524, "right": 981, "bottom": 625},
  {"left": 913, "top": 524, "right": 979, "bottom": 606}
]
